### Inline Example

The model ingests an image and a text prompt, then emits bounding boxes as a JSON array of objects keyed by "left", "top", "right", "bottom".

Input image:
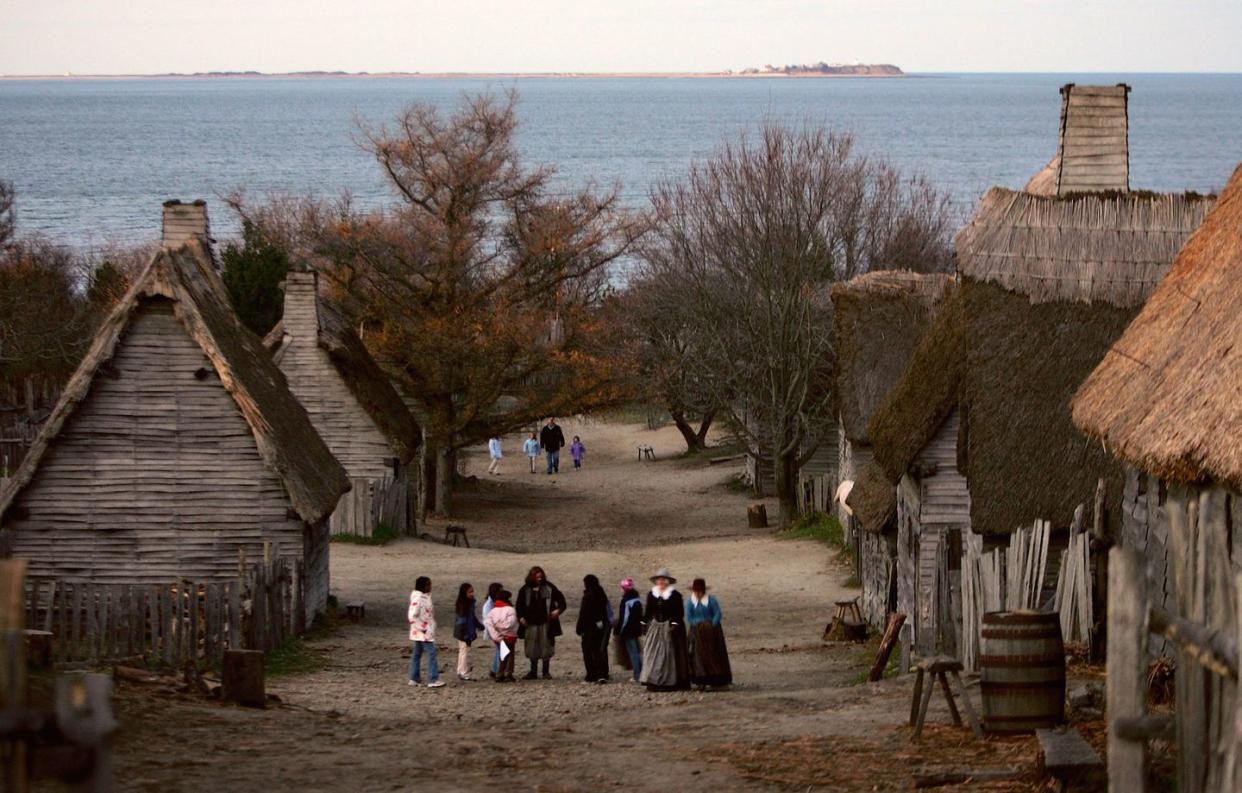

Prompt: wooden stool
[
  {"left": 444, "top": 525, "right": 469, "bottom": 547},
  {"left": 823, "top": 598, "right": 867, "bottom": 642},
  {"left": 909, "top": 655, "right": 983, "bottom": 739},
  {"left": 637, "top": 445, "right": 654, "bottom": 461},
  {"left": 345, "top": 602, "right": 366, "bottom": 622},
  {"left": 834, "top": 598, "right": 863, "bottom": 625}
]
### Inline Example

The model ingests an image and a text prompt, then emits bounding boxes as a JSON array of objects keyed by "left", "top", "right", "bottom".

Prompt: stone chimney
[{"left": 1054, "top": 83, "right": 1130, "bottom": 195}]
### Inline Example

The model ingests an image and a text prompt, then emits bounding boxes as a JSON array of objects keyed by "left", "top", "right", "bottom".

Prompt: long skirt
[
  {"left": 689, "top": 622, "right": 733, "bottom": 688},
  {"left": 639, "top": 620, "right": 690, "bottom": 691},
  {"left": 524, "top": 623, "right": 555, "bottom": 661}
]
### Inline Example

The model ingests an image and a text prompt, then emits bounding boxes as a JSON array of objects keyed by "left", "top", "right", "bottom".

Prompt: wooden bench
[
  {"left": 444, "top": 525, "right": 470, "bottom": 548},
  {"left": 909, "top": 655, "right": 983, "bottom": 739},
  {"left": 1036, "top": 728, "right": 1103, "bottom": 792},
  {"left": 345, "top": 602, "right": 366, "bottom": 623}
]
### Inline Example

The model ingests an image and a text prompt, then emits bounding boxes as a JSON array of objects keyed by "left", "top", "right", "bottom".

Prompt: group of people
[
  {"left": 407, "top": 566, "right": 732, "bottom": 692},
  {"left": 487, "top": 417, "right": 586, "bottom": 476}
]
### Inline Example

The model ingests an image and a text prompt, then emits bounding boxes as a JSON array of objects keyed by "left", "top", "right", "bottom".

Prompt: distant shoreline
[{"left": 0, "top": 69, "right": 908, "bottom": 81}]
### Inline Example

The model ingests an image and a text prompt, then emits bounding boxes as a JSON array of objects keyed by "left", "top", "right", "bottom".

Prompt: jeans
[
  {"left": 491, "top": 642, "right": 500, "bottom": 675},
  {"left": 409, "top": 640, "right": 439, "bottom": 683},
  {"left": 546, "top": 450, "right": 560, "bottom": 473},
  {"left": 624, "top": 637, "right": 642, "bottom": 681}
]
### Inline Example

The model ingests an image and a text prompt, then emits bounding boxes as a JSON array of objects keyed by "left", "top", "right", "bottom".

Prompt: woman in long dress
[
  {"left": 639, "top": 568, "right": 690, "bottom": 691},
  {"left": 686, "top": 577, "right": 732, "bottom": 690}
]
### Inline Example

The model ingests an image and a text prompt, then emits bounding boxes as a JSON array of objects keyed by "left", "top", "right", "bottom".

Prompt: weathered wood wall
[
  {"left": 277, "top": 276, "right": 394, "bottom": 482},
  {"left": 1118, "top": 467, "right": 1174, "bottom": 656},
  {"left": 912, "top": 408, "right": 970, "bottom": 527},
  {"left": 859, "top": 529, "right": 893, "bottom": 628},
  {"left": 1057, "top": 84, "right": 1129, "bottom": 195},
  {"left": 6, "top": 300, "right": 312, "bottom": 590}
]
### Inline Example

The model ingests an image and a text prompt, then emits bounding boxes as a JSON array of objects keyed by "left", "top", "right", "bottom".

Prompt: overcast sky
[{"left": 2, "top": 0, "right": 1239, "bottom": 75}]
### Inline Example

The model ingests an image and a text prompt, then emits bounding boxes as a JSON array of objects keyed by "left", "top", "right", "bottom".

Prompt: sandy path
[{"left": 101, "top": 419, "right": 988, "bottom": 792}]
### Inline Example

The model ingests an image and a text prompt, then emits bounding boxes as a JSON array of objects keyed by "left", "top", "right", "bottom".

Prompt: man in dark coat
[
  {"left": 515, "top": 565, "right": 566, "bottom": 679},
  {"left": 539, "top": 417, "right": 566, "bottom": 475}
]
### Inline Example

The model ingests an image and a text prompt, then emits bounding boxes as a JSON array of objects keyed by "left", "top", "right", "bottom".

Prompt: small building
[
  {"left": 829, "top": 270, "right": 952, "bottom": 626},
  {"left": 265, "top": 271, "right": 421, "bottom": 536},
  {"left": 0, "top": 205, "right": 349, "bottom": 622},
  {"left": 848, "top": 85, "right": 1214, "bottom": 659},
  {"left": 1072, "top": 163, "right": 1241, "bottom": 793}
]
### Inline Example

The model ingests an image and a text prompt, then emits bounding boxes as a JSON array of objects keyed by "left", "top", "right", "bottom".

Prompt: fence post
[{"left": 1108, "top": 547, "right": 1148, "bottom": 793}]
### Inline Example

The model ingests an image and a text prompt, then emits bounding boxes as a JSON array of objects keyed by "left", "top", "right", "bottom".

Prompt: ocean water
[{"left": 0, "top": 73, "right": 1240, "bottom": 249}]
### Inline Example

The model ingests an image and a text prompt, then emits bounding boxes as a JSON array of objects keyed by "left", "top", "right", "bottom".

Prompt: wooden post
[
  {"left": 747, "top": 503, "right": 768, "bottom": 529},
  {"left": 1, "top": 559, "right": 29, "bottom": 793},
  {"left": 1107, "top": 547, "right": 1148, "bottom": 793},
  {"left": 869, "top": 612, "right": 907, "bottom": 682},
  {"left": 222, "top": 649, "right": 266, "bottom": 707}
]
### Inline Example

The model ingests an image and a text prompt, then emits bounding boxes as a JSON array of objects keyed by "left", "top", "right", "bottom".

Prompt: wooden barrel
[{"left": 979, "top": 610, "right": 1065, "bottom": 733}]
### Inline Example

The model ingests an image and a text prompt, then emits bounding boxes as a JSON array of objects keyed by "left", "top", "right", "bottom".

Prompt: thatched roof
[
  {"left": 265, "top": 273, "right": 421, "bottom": 463},
  {"left": 831, "top": 270, "right": 953, "bottom": 445},
  {"left": 847, "top": 459, "right": 898, "bottom": 533},
  {"left": 0, "top": 240, "right": 350, "bottom": 524},
  {"left": 956, "top": 188, "right": 1215, "bottom": 307},
  {"left": 1074, "top": 163, "right": 1242, "bottom": 486}
]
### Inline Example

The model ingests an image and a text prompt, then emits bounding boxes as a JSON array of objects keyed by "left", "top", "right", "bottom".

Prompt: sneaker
[
  {"left": 458, "top": 674, "right": 473, "bottom": 681},
  {"left": 596, "top": 678, "right": 609, "bottom": 684},
  {"left": 408, "top": 680, "right": 421, "bottom": 687},
  {"left": 523, "top": 671, "right": 538, "bottom": 680},
  {"left": 426, "top": 680, "right": 446, "bottom": 688}
]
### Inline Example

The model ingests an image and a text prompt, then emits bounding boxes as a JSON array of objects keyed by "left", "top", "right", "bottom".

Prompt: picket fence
[
  {"left": 329, "top": 473, "right": 414, "bottom": 538},
  {"left": 20, "top": 557, "right": 303, "bottom": 666}
]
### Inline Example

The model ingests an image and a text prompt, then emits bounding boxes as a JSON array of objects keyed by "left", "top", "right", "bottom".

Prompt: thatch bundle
[
  {"left": 831, "top": 270, "right": 952, "bottom": 445},
  {"left": 1074, "top": 163, "right": 1242, "bottom": 486},
  {"left": 957, "top": 187, "right": 1214, "bottom": 307}
]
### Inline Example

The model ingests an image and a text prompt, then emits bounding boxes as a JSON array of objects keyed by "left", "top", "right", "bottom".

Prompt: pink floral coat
[{"left": 408, "top": 590, "right": 436, "bottom": 642}]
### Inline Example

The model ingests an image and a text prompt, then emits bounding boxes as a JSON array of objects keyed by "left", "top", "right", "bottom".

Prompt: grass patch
[
  {"left": 329, "top": 521, "right": 399, "bottom": 546},
  {"left": 265, "top": 634, "right": 326, "bottom": 677}
]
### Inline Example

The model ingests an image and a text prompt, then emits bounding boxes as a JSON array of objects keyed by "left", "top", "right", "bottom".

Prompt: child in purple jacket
[{"left": 570, "top": 436, "right": 585, "bottom": 470}]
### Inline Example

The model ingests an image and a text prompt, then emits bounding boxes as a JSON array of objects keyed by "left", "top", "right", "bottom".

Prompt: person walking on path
[
  {"left": 686, "top": 578, "right": 733, "bottom": 690},
  {"left": 569, "top": 436, "right": 585, "bottom": 470},
  {"left": 516, "top": 566, "right": 566, "bottom": 679},
  {"left": 639, "top": 568, "right": 690, "bottom": 691},
  {"left": 481, "top": 582, "right": 503, "bottom": 678},
  {"left": 408, "top": 576, "right": 445, "bottom": 688},
  {"left": 614, "top": 577, "right": 644, "bottom": 682},
  {"left": 540, "top": 418, "right": 566, "bottom": 475},
  {"left": 484, "top": 589, "right": 519, "bottom": 683},
  {"left": 522, "top": 432, "right": 541, "bottom": 474},
  {"left": 487, "top": 436, "right": 503, "bottom": 475},
  {"left": 576, "top": 574, "right": 612, "bottom": 683},
  {"left": 453, "top": 583, "right": 486, "bottom": 681}
]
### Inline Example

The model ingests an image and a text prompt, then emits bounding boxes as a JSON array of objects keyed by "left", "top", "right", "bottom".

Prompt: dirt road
[{"left": 102, "top": 419, "right": 1055, "bottom": 792}]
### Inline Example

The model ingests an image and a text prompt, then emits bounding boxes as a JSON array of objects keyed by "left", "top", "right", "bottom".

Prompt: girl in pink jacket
[
  {"left": 483, "top": 589, "right": 518, "bottom": 683},
  {"left": 408, "top": 576, "right": 445, "bottom": 688}
]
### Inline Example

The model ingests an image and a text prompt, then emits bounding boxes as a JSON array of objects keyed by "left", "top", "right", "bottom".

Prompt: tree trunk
[
  {"left": 695, "top": 410, "right": 716, "bottom": 447},
  {"left": 670, "top": 410, "right": 705, "bottom": 452},
  {"left": 416, "top": 431, "right": 431, "bottom": 525},
  {"left": 433, "top": 447, "right": 456, "bottom": 516},
  {"left": 773, "top": 449, "right": 800, "bottom": 529}
]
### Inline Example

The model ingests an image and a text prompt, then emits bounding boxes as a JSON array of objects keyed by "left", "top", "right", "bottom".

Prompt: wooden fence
[
  {"left": 19, "top": 557, "right": 303, "bottom": 667},
  {"left": 329, "top": 472, "right": 414, "bottom": 538},
  {"left": 1107, "top": 488, "right": 1240, "bottom": 792}
]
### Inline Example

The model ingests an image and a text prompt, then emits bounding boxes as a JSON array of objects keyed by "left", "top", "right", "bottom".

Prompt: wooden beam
[
  {"left": 1108, "top": 547, "right": 1148, "bottom": 793},
  {"left": 1149, "top": 606, "right": 1238, "bottom": 680}
]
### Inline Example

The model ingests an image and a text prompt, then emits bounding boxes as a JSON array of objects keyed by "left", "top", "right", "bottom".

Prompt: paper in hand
[{"left": 500, "top": 641, "right": 511, "bottom": 660}]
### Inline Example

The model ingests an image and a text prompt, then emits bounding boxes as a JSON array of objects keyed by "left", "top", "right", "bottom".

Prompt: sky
[{"left": 1, "top": 0, "right": 1240, "bottom": 75}]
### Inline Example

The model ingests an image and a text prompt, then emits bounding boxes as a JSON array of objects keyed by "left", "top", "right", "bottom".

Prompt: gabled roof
[
  {"left": 0, "top": 240, "right": 350, "bottom": 524},
  {"left": 956, "top": 188, "right": 1214, "bottom": 307},
  {"left": 831, "top": 270, "right": 952, "bottom": 445},
  {"left": 1074, "top": 163, "right": 1242, "bottom": 486},
  {"left": 264, "top": 273, "right": 421, "bottom": 463}
]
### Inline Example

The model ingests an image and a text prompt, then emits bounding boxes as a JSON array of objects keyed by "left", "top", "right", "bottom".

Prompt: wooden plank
[
  {"left": 189, "top": 582, "right": 200, "bottom": 667},
  {"left": 1036, "top": 728, "right": 1103, "bottom": 776},
  {"left": 228, "top": 580, "right": 241, "bottom": 650},
  {"left": 71, "top": 581, "right": 84, "bottom": 662},
  {"left": 1107, "top": 547, "right": 1148, "bottom": 793},
  {"left": 161, "top": 583, "right": 174, "bottom": 666}
]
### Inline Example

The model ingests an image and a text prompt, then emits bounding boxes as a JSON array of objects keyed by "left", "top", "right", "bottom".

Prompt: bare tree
[
  {"left": 639, "top": 124, "right": 952, "bottom": 527},
  {"left": 0, "top": 181, "right": 14, "bottom": 248}
]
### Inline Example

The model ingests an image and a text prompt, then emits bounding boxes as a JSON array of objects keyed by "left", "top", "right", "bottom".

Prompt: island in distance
[{"left": 733, "top": 62, "right": 903, "bottom": 77}]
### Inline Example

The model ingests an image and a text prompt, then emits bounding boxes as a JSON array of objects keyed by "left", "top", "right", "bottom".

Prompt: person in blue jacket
[
  {"left": 453, "top": 583, "right": 485, "bottom": 681},
  {"left": 686, "top": 577, "right": 732, "bottom": 690}
]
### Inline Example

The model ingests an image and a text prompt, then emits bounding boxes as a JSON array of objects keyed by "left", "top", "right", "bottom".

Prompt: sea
[{"left": 1, "top": 73, "right": 1240, "bottom": 250}]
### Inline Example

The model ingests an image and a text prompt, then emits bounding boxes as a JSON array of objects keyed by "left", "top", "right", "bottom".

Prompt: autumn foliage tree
[{"left": 235, "top": 94, "right": 644, "bottom": 514}]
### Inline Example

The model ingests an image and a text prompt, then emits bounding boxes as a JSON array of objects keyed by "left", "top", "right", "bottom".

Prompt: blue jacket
[
  {"left": 453, "top": 598, "right": 485, "bottom": 643},
  {"left": 686, "top": 594, "right": 722, "bottom": 628}
]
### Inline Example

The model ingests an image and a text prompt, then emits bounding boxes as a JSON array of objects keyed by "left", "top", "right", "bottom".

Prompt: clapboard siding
[
  {"left": 913, "top": 408, "right": 971, "bottom": 527},
  {"left": 8, "top": 299, "right": 309, "bottom": 584},
  {"left": 277, "top": 276, "right": 394, "bottom": 482}
]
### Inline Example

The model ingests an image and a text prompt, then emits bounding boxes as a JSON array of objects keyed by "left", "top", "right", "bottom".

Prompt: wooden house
[
  {"left": 265, "top": 271, "right": 421, "bottom": 536},
  {"left": 848, "top": 85, "right": 1214, "bottom": 659},
  {"left": 0, "top": 205, "right": 349, "bottom": 623},
  {"left": 829, "top": 270, "right": 952, "bottom": 626},
  {"left": 1072, "top": 163, "right": 1241, "bottom": 793}
]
